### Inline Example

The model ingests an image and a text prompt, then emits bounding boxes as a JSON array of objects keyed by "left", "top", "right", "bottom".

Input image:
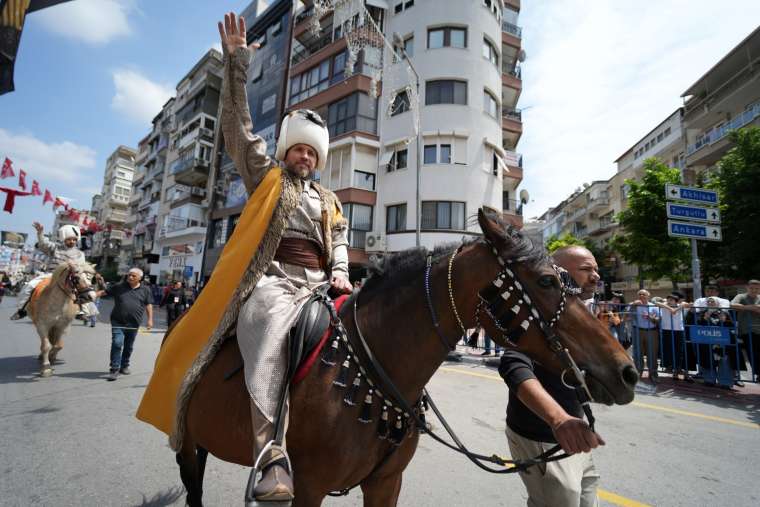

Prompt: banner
[{"left": 1, "top": 230, "right": 28, "bottom": 247}]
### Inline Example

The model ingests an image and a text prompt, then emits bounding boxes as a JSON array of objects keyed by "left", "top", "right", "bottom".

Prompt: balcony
[
  {"left": 171, "top": 157, "right": 210, "bottom": 186},
  {"left": 170, "top": 186, "right": 208, "bottom": 208},
  {"left": 686, "top": 103, "right": 760, "bottom": 165},
  {"left": 589, "top": 216, "right": 617, "bottom": 236},
  {"left": 502, "top": 107, "right": 523, "bottom": 147},
  {"left": 159, "top": 216, "right": 207, "bottom": 240},
  {"left": 587, "top": 193, "right": 610, "bottom": 212},
  {"left": 291, "top": 25, "right": 335, "bottom": 67},
  {"left": 567, "top": 206, "right": 587, "bottom": 222}
]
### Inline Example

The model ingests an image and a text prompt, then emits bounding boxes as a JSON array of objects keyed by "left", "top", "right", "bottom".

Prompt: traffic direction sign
[
  {"left": 666, "top": 202, "right": 721, "bottom": 224},
  {"left": 665, "top": 184, "right": 719, "bottom": 205},
  {"left": 667, "top": 220, "right": 722, "bottom": 241}
]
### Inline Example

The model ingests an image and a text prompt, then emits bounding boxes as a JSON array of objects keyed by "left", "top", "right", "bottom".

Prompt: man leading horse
[
  {"left": 139, "top": 12, "right": 351, "bottom": 503},
  {"left": 11, "top": 222, "right": 86, "bottom": 321}
]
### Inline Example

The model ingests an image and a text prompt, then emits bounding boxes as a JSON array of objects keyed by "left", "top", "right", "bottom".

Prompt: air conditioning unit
[{"left": 365, "top": 233, "right": 385, "bottom": 252}]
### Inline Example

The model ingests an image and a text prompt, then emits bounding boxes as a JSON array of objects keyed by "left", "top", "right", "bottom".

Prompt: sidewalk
[{"left": 446, "top": 344, "right": 760, "bottom": 401}]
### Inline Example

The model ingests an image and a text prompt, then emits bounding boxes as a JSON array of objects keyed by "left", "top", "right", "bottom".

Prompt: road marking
[
  {"left": 598, "top": 489, "right": 652, "bottom": 507},
  {"left": 438, "top": 366, "right": 759, "bottom": 430}
]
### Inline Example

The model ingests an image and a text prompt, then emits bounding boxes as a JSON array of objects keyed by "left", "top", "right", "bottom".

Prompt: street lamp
[{"left": 392, "top": 32, "right": 423, "bottom": 247}]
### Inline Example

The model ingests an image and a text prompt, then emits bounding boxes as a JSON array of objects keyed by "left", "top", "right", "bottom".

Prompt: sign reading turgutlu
[
  {"left": 667, "top": 220, "right": 722, "bottom": 241},
  {"left": 666, "top": 202, "right": 721, "bottom": 224}
]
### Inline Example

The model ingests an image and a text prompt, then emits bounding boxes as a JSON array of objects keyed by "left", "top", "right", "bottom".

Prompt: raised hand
[
  {"left": 218, "top": 12, "right": 259, "bottom": 55},
  {"left": 32, "top": 221, "right": 43, "bottom": 234}
]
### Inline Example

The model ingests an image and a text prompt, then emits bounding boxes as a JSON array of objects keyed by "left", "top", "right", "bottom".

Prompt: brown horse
[
  {"left": 28, "top": 261, "right": 97, "bottom": 377},
  {"left": 175, "top": 209, "right": 637, "bottom": 506}
]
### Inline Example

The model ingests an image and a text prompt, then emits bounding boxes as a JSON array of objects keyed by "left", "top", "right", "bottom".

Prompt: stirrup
[{"left": 244, "top": 441, "right": 293, "bottom": 506}]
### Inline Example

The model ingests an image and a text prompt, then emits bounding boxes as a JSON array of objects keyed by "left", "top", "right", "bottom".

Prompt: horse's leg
[
  {"left": 38, "top": 327, "right": 53, "bottom": 377},
  {"left": 360, "top": 472, "right": 403, "bottom": 507},
  {"left": 48, "top": 328, "right": 64, "bottom": 364},
  {"left": 291, "top": 476, "right": 325, "bottom": 507},
  {"left": 176, "top": 439, "right": 204, "bottom": 507}
]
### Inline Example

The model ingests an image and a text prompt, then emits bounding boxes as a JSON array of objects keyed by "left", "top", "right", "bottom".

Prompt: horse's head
[
  {"left": 59, "top": 262, "right": 98, "bottom": 303},
  {"left": 476, "top": 208, "right": 637, "bottom": 406}
]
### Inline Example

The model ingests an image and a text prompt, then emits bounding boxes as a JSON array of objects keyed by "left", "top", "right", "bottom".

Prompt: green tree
[
  {"left": 610, "top": 158, "right": 690, "bottom": 287},
  {"left": 700, "top": 127, "right": 760, "bottom": 280},
  {"left": 545, "top": 232, "right": 594, "bottom": 254}
]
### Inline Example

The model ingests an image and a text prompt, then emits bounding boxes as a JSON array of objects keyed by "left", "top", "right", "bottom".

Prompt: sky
[{"left": 1, "top": 0, "right": 759, "bottom": 244}]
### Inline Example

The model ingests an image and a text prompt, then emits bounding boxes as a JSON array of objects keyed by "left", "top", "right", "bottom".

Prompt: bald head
[{"left": 552, "top": 246, "right": 599, "bottom": 299}]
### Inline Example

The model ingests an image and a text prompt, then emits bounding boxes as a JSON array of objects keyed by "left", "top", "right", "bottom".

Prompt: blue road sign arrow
[
  {"left": 667, "top": 220, "right": 722, "bottom": 241},
  {"left": 666, "top": 202, "right": 721, "bottom": 224},
  {"left": 665, "top": 184, "right": 719, "bottom": 205}
]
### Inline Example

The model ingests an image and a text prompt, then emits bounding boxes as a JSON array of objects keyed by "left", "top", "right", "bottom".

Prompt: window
[
  {"left": 664, "top": 127, "right": 671, "bottom": 137},
  {"left": 657, "top": 133, "right": 663, "bottom": 142},
  {"left": 390, "top": 89, "right": 410, "bottom": 116},
  {"left": 484, "top": 89, "right": 498, "bottom": 117},
  {"left": 424, "top": 144, "right": 437, "bottom": 164},
  {"left": 482, "top": 38, "right": 498, "bottom": 66},
  {"left": 209, "top": 219, "right": 224, "bottom": 248},
  {"left": 421, "top": 201, "right": 465, "bottom": 230},
  {"left": 290, "top": 53, "right": 344, "bottom": 104},
  {"left": 354, "top": 170, "right": 376, "bottom": 191},
  {"left": 426, "top": 80, "right": 467, "bottom": 105},
  {"left": 440, "top": 144, "right": 451, "bottom": 164},
  {"left": 327, "top": 92, "right": 377, "bottom": 136},
  {"left": 394, "top": 0, "right": 414, "bottom": 14},
  {"left": 389, "top": 148, "right": 408, "bottom": 172},
  {"left": 393, "top": 35, "right": 414, "bottom": 61},
  {"left": 386, "top": 204, "right": 407, "bottom": 233},
  {"left": 332, "top": 51, "right": 347, "bottom": 84},
  {"left": 427, "top": 27, "right": 467, "bottom": 49},
  {"left": 344, "top": 203, "right": 373, "bottom": 249}
]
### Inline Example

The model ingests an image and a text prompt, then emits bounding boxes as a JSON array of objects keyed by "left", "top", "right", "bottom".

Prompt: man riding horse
[
  {"left": 139, "top": 12, "right": 351, "bottom": 503},
  {"left": 11, "top": 222, "right": 86, "bottom": 321}
]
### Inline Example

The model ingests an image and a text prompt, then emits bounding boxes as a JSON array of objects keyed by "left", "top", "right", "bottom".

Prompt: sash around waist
[{"left": 274, "top": 238, "right": 325, "bottom": 270}]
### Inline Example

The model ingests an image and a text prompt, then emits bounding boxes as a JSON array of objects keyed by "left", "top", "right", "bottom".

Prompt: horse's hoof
[{"left": 40, "top": 368, "right": 53, "bottom": 378}]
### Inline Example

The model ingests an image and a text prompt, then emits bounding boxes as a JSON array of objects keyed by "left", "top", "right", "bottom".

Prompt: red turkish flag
[
  {"left": 0, "top": 186, "right": 32, "bottom": 213},
  {"left": 43, "top": 189, "right": 54, "bottom": 205},
  {"left": 1, "top": 158, "right": 14, "bottom": 179},
  {"left": 82, "top": 216, "right": 90, "bottom": 226},
  {"left": 88, "top": 221, "right": 99, "bottom": 232},
  {"left": 31, "top": 180, "right": 41, "bottom": 196},
  {"left": 53, "top": 197, "right": 65, "bottom": 209},
  {"left": 69, "top": 210, "right": 80, "bottom": 222},
  {"left": 18, "top": 170, "right": 26, "bottom": 190}
]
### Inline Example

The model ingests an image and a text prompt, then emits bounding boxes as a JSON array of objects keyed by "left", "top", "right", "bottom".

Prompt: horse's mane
[
  {"left": 50, "top": 261, "right": 95, "bottom": 280},
  {"left": 360, "top": 216, "right": 545, "bottom": 296}
]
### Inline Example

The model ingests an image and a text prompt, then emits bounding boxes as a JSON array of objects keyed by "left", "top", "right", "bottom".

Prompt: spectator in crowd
[
  {"left": 697, "top": 297, "right": 735, "bottom": 388},
  {"left": 482, "top": 331, "right": 502, "bottom": 357},
  {"left": 161, "top": 280, "right": 187, "bottom": 329},
  {"left": 0, "top": 271, "right": 9, "bottom": 304},
  {"left": 630, "top": 289, "right": 661, "bottom": 383},
  {"left": 655, "top": 292, "right": 691, "bottom": 381},
  {"left": 96, "top": 267, "right": 153, "bottom": 381},
  {"left": 609, "top": 293, "right": 630, "bottom": 349},
  {"left": 694, "top": 284, "right": 731, "bottom": 314},
  {"left": 596, "top": 300, "right": 622, "bottom": 340},
  {"left": 499, "top": 245, "right": 604, "bottom": 507},
  {"left": 731, "top": 279, "right": 760, "bottom": 383}
]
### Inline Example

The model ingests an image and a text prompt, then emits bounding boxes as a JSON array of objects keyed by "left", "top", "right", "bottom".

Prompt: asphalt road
[{"left": 1, "top": 296, "right": 759, "bottom": 507}]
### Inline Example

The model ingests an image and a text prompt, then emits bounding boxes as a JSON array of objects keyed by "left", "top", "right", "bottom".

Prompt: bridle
[
  {"left": 341, "top": 239, "right": 599, "bottom": 480},
  {"left": 57, "top": 266, "right": 95, "bottom": 302}
]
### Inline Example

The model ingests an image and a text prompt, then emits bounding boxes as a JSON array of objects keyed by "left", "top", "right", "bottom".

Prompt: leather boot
[{"left": 253, "top": 461, "right": 294, "bottom": 501}]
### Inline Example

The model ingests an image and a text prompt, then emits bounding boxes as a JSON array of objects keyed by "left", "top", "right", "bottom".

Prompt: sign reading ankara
[
  {"left": 665, "top": 184, "right": 719, "bottom": 205},
  {"left": 666, "top": 202, "right": 721, "bottom": 224},
  {"left": 667, "top": 220, "right": 722, "bottom": 241}
]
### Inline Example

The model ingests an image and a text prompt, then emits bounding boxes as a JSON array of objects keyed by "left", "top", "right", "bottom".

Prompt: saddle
[{"left": 29, "top": 278, "right": 51, "bottom": 309}]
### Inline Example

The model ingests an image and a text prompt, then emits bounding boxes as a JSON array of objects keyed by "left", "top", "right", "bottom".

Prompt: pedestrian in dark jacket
[{"left": 161, "top": 280, "right": 187, "bottom": 329}]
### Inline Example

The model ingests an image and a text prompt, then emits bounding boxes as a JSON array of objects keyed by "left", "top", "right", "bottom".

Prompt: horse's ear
[{"left": 478, "top": 207, "right": 510, "bottom": 247}]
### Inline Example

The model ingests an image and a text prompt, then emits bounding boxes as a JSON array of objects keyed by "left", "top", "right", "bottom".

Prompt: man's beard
[{"left": 285, "top": 162, "right": 312, "bottom": 179}]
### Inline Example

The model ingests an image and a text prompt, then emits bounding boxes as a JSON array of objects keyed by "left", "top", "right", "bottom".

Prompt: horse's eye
[{"left": 538, "top": 275, "right": 555, "bottom": 288}]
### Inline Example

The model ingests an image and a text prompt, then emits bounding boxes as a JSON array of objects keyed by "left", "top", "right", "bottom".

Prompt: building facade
[
  {"left": 89, "top": 145, "right": 136, "bottom": 270},
  {"left": 681, "top": 26, "right": 760, "bottom": 183}
]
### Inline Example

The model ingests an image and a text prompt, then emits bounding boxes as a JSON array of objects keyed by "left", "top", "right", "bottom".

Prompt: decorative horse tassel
[
  {"left": 343, "top": 373, "right": 362, "bottom": 406},
  {"left": 377, "top": 405, "right": 389, "bottom": 439},
  {"left": 333, "top": 356, "right": 351, "bottom": 387},
  {"left": 391, "top": 415, "right": 406, "bottom": 445},
  {"left": 321, "top": 337, "right": 340, "bottom": 366},
  {"left": 358, "top": 389, "right": 373, "bottom": 423}
]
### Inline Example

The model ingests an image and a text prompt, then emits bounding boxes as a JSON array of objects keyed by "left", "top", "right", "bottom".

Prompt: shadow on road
[
  {"left": 0, "top": 356, "right": 43, "bottom": 384},
  {"left": 55, "top": 371, "right": 111, "bottom": 380},
  {"left": 132, "top": 486, "right": 185, "bottom": 507}
]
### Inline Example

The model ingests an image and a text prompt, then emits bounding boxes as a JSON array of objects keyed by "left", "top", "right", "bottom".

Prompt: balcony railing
[
  {"left": 160, "top": 217, "right": 206, "bottom": 238},
  {"left": 503, "top": 150, "right": 523, "bottom": 168},
  {"left": 503, "top": 63, "right": 522, "bottom": 79},
  {"left": 686, "top": 103, "right": 760, "bottom": 156},
  {"left": 291, "top": 27, "right": 334, "bottom": 66},
  {"left": 170, "top": 156, "right": 209, "bottom": 175},
  {"left": 502, "top": 21, "right": 522, "bottom": 38},
  {"left": 502, "top": 198, "right": 524, "bottom": 215},
  {"left": 502, "top": 107, "right": 522, "bottom": 122}
]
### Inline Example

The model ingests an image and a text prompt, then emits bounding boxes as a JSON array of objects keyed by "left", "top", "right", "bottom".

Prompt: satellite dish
[
  {"left": 519, "top": 189, "right": 530, "bottom": 204},
  {"left": 517, "top": 49, "right": 527, "bottom": 62}
]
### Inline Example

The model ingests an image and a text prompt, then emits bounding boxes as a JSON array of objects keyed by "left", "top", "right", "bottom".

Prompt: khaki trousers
[{"left": 506, "top": 426, "right": 599, "bottom": 507}]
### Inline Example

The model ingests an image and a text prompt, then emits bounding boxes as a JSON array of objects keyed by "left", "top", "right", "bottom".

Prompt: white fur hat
[
  {"left": 275, "top": 109, "right": 329, "bottom": 171},
  {"left": 58, "top": 225, "right": 81, "bottom": 241}
]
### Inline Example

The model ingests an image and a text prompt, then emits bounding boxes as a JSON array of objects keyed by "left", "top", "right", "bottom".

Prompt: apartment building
[
  {"left": 89, "top": 145, "right": 136, "bottom": 269},
  {"left": 155, "top": 49, "right": 223, "bottom": 287},
  {"left": 125, "top": 99, "right": 175, "bottom": 283},
  {"left": 681, "top": 25, "right": 760, "bottom": 183}
]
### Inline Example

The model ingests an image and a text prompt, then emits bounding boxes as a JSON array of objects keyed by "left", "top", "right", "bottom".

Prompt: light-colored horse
[{"left": 28, "top": 261, "right": 97, "bottom": 377}]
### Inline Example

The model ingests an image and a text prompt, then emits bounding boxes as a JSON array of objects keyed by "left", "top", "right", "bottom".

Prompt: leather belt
[{"left": 275, "top": 238, "right": 325, "bottom": 270}]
